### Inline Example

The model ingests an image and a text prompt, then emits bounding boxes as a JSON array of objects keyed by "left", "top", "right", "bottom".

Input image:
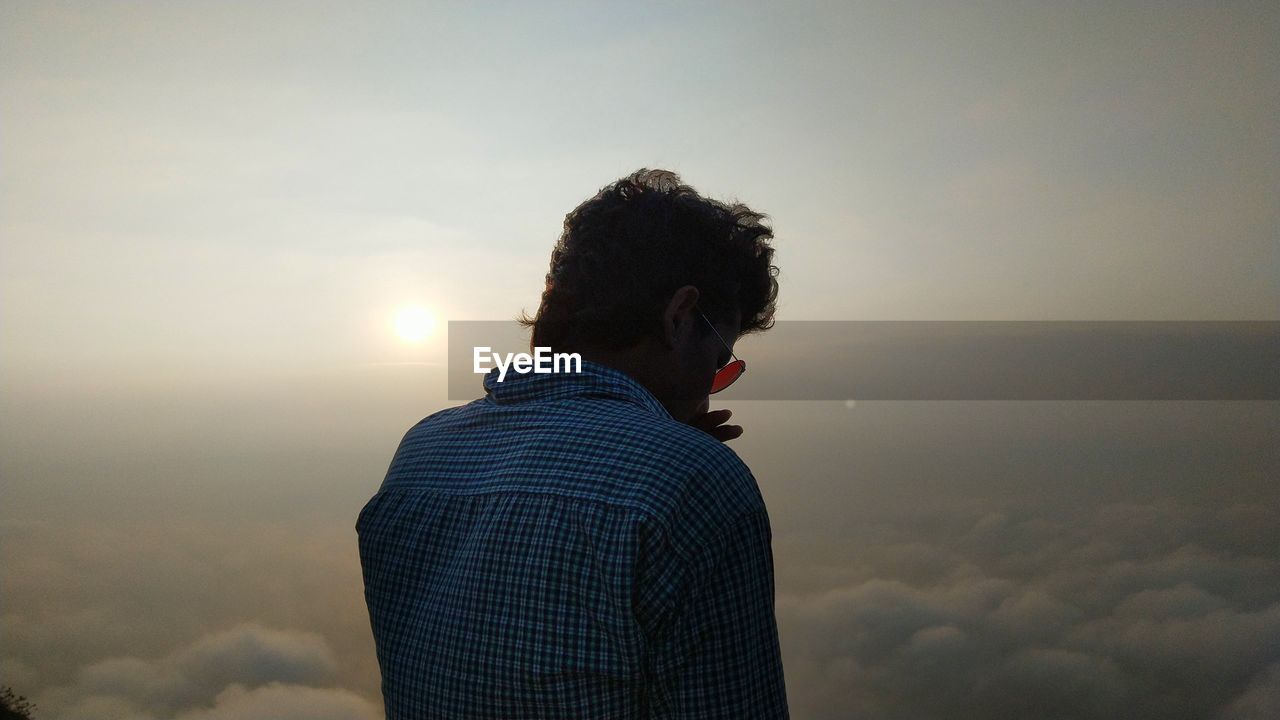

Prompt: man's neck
[{"left": 573, "top": 344, "right": 677, "bottom": 416}]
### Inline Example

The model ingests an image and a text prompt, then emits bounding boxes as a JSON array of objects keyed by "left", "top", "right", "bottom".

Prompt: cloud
[
  {"left": 173, "top": 624, "right": 337, "bottom": 699},
  {"left": 5, "top": 482, "right": 1277, "bottom": 720},
  {"left": 1069, "top": 599, "right": 1280, "bottom": 685},
  {"left": 0, "top": 516, "right": 376, "bottom": 719},
  {"left": 1220, "top": 663, "right": 1280, "bottom": 720},
  {"left": 974, "top": 647, "right": 1130, "bottom": 718},
  {"left": 776, "top": 499, "right": 1280, "bottom": 720},
  {"left": 0, "top": 656, "right": 38, "bottom": 695},
  {"left": 0, "top": 512, "right": 383, "bottom": 714},
  {"left": 45, "top": 682, "right": 380, "bottom": 720},
  {"left": 45, "top": 694, "right": 158, "bottom": 720},
  {"left": 172, "top": 683, "right": 379, "bottom": 720},
  {"left": 30, "top": 623, "right": 346, "bottom": 719}
]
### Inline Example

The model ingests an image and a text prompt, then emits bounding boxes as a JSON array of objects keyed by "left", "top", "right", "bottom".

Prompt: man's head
[{"left": 518, "top": 169, "right": 778, "bottom": 422}]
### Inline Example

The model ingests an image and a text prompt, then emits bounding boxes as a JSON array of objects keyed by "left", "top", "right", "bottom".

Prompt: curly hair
[{"left": 519, "top": 169, "right": 779, "bottom": 352}]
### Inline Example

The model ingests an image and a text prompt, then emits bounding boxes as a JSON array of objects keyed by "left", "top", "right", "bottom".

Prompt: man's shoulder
[
  {"left": 395, "top": 396, "right": 763, "bottom": 524},
  {"left": 591, "top": 397, "right": 748, "bottom": 464},
  {"left": 406, "top": 395, "right": 737, "bottom": 463},
  {"left": 561, "top": 397, "right": 767, "bottom": 537}
]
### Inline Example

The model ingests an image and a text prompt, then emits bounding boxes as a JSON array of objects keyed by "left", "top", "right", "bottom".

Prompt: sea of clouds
[
  {"left": 3, "top": 398, "right": 1276, "bottom": 719},
  {"left": 4, "top": 496, "right": 1277, "bottom": 719}
]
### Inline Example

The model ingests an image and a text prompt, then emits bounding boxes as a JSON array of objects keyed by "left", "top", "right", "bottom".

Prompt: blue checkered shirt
[{"left": 357, "top": 359, "right": 788, "bottom": 718}]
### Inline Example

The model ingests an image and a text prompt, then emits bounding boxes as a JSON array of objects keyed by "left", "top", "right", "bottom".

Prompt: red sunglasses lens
[{"left": 710, "top": 359, "right": 746, "bottom": 394}]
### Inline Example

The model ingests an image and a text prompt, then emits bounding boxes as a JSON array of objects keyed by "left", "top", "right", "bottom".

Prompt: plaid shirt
[{"left": 357, "top": 359, "right": 788, "bottom": 719}]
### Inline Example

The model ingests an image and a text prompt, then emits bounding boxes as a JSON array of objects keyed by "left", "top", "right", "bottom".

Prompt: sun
[{"left": 393, "top": 305, "right": 437, "bottom": 343}]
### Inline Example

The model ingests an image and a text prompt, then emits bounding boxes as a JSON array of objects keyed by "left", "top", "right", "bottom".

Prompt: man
[{"left": 357, "top": 169, "right": 788, "bottom": 718}]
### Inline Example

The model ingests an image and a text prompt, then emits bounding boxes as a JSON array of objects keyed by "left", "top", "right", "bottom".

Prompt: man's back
[{"left": 357, "top": 360, "right": 788, "bottom": 718}]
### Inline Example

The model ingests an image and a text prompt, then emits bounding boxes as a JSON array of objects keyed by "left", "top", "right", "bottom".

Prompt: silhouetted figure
[{"left": 357, "top": 169, "right": 786, "bottom": 718}]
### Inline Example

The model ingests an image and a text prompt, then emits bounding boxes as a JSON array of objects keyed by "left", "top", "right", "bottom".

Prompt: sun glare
[{"left": 393, "top": 305, "right": 437, "bottom": 343}]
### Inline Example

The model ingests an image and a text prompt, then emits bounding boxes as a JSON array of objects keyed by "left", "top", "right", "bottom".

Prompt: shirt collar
[{"left": 482, "top": 358, "right": 672, "bottom": 420}]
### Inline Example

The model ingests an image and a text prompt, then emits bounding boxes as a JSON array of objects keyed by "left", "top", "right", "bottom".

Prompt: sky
[{"left": 2, "top": 2, "right": 1278, "bottom": 719}]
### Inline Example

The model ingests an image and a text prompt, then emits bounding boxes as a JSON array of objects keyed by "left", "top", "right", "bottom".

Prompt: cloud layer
[
  {"left": 776, "top": 499, "right": 1280, "bottom": 720},
  {"left": 5, "top": 495, "right": 1278, "bottom": 720},
  {"left": 19, "top": 623, "right": 377, "bottom": 720},
  {"left": 1, "top": 515, "right": 383, "bottom": 720}
]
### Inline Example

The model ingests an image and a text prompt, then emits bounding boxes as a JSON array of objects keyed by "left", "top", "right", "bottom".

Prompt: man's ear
[{"left": 659, "top": 285, "right": 700, "bottom": 349}]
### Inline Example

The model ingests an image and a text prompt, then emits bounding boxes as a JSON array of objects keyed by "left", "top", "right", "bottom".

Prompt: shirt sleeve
[{"left": 639, "top": 508, "right": 790, "bottom": 719}]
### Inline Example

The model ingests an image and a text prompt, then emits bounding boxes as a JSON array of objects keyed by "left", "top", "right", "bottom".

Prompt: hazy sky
[{"left": 2, "top": 2, "right": 1278, "bottom": 719}]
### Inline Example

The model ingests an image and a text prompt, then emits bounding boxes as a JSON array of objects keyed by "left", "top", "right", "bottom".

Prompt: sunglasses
[{"left": 697, "top": 311, "right": 746, "bottom": 393}]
